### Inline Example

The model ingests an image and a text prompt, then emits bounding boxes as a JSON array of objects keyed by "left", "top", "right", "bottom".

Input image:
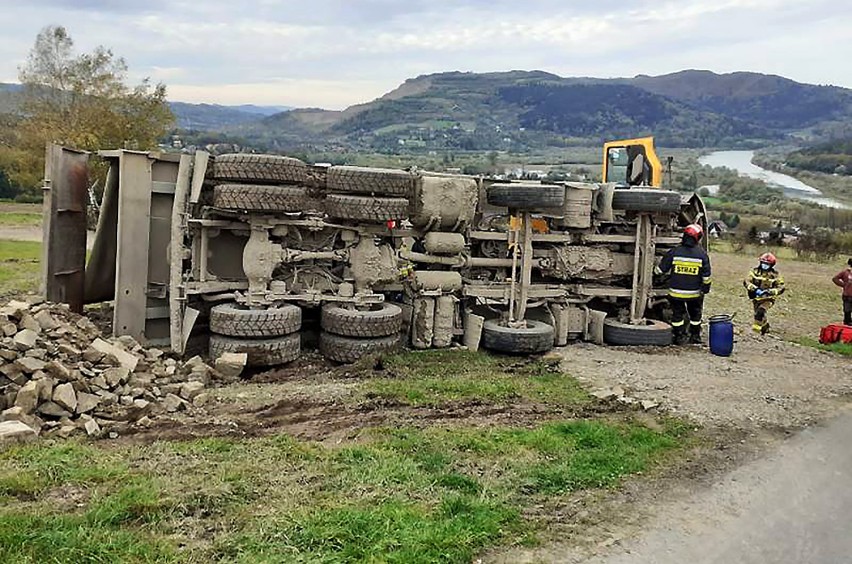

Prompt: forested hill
[
  {"left": 240, "top": 70, "right": 852, "bottom": 151},
  {"left": 6, "top": 69, "right": 852, "bottom": 152}
]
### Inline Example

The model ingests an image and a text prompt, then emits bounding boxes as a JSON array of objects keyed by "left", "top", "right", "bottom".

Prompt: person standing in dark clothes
[
  {"left": 655, "top": 224, "right": 711, "bottom": 345},
  {"left": 832, "top": 258, "right": 852, "bottom": 326}
]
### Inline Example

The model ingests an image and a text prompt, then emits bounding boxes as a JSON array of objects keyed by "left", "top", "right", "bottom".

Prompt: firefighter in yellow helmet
[{"left": 744, "top": 252, "right": 785, "bottom": 334}]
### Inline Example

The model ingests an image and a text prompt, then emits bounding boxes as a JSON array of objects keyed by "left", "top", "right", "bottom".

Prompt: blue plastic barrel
[{"left": 709, "top": 314, "right": 734, "bottom": 357}]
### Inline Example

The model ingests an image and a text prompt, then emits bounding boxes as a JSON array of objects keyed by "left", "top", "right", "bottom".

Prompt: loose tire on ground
[
  {"left": 321, "top": 303, "right": 403, "bottom": 337},
  {"left": 210, "top": 303, "right": 301, "bottom": 338},
  {"left": 213, "top": 184, "right": 312, "bottom": 213},
  {"left": 327, "top": 166, "right": 417, "bottom": 197},
  {"left": 319, "top": 332, "right": 400, "bottom": 364},
  {"left": 603, "top": 318, "right": 672, "bottom": 346},
  {"left": 324, "top": 194, "right": 409, "bottom": 222},
  {"left": 611, "top": 189, "right": 681, "bottom": 213},
  {"left": 481, "top": 319, "right": 554, "bottom": 354},
  {"left": 212, "top": 154, "right": 308, "bottom": 184},
  {"left": 486, "top": 183, "right": 565, "bottom": 209},
  {"left": 209, "top": 333, "right": 300, "bottom": 366}
]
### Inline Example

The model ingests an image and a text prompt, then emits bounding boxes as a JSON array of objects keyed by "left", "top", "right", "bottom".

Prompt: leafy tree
[
  {"left": 2, "top": 25, "right": 174, "bottom": 197},
  {"left": 747, "top": 225, "right": 759, "bottom": 242}
]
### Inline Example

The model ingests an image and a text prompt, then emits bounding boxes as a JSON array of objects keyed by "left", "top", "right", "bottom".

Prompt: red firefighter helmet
[
  {"left": 759, "top": 252, "right": 777, "bottom": 266},
  {"left": 683, "top": 223, "right": 703, "bottom": 242}
]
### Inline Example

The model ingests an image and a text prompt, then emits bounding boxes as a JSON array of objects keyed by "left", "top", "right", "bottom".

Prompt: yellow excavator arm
[{"left": 602, "top": 136, "right": 663, "bottom": 188}]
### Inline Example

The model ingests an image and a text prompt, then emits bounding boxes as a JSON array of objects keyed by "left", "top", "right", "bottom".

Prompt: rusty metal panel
[{"left": 42, "top": 144, "right": 89, "bottom": 313}]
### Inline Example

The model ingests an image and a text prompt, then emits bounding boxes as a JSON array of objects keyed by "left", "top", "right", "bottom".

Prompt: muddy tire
[
  {"left": 209, "top": 333, "right": 300, "bottom": 366},
  {"left": 327, "top": 166, "right": 417, "bottom": 197},
  {"left": 611, "top": 189, "right": 681, "bottom": 213},
  {"left": 486, "top": 183, "right": 565, "bottom": 209},
  {"left": 321, "top": 302, "right": 403, "bottom": 338},
  {"left": 481, "top": 319, "right": 554, "bottom": 354},
  {"left": 603, "top": 318, "right": 672, "bottom": 346},
  {"left": 212, "top": 154, "right": 308, "bottom": 184},
  {"left": 324, "top": 194, "right": 409, "bottom": 222},
  {"left": 213, "top": 184, "right": 311, "bottom": 212},
  {"left": 319, "top": 332, "right": 400, "bottom": 364},
  {"left": 210, "top": 303, "right": 301, "bottom": 338}
]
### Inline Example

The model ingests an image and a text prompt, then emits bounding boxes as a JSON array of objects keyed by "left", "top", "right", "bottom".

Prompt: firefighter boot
[
  {"left": 673, "top": 324, "right": 688, "bottom": 346},
  {"left": 688, "top": 323, "right": 702, "bottom": 345}
]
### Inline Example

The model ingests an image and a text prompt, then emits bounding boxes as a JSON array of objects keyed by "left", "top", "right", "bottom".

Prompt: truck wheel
[
  {"left": 210, "top": 303, "right": 301, "bottom": 337},
  {"left": 319, "top": 332, "right": 400, "bottom": 364},
  {"left": 486, "top": 183, "right": 565, "bottom": 209},
  {"left": 611, "top": 189, "right": 681, "bottom": 213},
  {"left": 321, "top": 302, "right": 403, "bottom": 337},
  {"left": 603, "top": 318, "right": 672, "bottom": 346},
  {"left": 212, "top": 154, "right": 308, "bottom": 184},
  {"left": 481, "top": 319, "right": 554, "bottom": 354},
  {"left": 213, "top": 184, "right": 313, "bottom": 213},
  {"left": 209, "top": 333, "right": 300, "bottom": 366},
  {"left": 324, "top": 194, "right": 409, "bottom": 222},
  {"left": 327, "top": 166, "right": 417, "bottom": 197}
]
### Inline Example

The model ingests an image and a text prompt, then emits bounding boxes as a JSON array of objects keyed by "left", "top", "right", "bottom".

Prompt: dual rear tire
[
  {"left": 208, "top": 303, "right": 302, "bottom": 367},
  {"left": 319, "top": 302, "right": 403, "bottom": 363}
]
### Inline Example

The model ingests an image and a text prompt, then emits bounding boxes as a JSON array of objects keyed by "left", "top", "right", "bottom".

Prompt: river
[{"left": 698, "top": 150, "right": 847, "bottom": 209}]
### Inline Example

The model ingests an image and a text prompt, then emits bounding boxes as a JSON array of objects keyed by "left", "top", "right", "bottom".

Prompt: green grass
[
  {"left": 0, "top": 239, "right": 41, "bottom": 295},
  {"left": 0, "top": 442, "right": 126, "bottom": 497},
  {"left": 793, "top": 337, "right": 852, "bottom": 356},
  {"left": 0, "top": 212, "right": 41, "bottom": 226},
  {"left": 0, "top": 513, "right": 174, "bottom": 563},
  {"left": 367, "top": 350, "right": 590, "bottom": 408},
  {"left": 0, "top": 417, "right": 687, "bottom": 563},
  {"left": 0, "top": 443, "right": 174, "bottom": 562}
]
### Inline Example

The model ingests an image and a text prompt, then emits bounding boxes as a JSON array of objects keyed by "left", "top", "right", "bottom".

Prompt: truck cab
[{"left": 603, "top": 136, "right": 663, "bottom": 187}]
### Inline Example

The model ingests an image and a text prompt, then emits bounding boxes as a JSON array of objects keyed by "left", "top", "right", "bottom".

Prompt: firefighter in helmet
[
  {"left": 655, "top": 224, "right": 711, "bottom": 344},
  {"left": 744, "top": 252, "right": 785, "bottom": 334}
]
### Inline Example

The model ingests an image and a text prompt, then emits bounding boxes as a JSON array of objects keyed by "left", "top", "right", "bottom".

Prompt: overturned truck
[{"left": 42, "top": 144, "right": 706, "bottom": 366}]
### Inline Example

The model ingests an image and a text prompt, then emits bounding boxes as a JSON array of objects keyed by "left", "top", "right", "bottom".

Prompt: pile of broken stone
[{"left": 0, "top": 299, "right": 247, "bottom": 445}]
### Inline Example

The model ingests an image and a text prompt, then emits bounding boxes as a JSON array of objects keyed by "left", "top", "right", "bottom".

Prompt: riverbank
[
  {"left": 699, "top": 150, "right": 847, "bottom": 209},
  {"left": 752, "top": 152, "right": 852, "bottom": 207}
]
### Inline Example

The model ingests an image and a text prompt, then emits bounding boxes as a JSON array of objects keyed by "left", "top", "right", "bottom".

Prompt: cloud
[{"left": 0, "top": 0, "right": 849, "bottom": 108}]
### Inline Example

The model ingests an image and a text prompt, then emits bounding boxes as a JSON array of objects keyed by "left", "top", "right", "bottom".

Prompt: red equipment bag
[{"left": 819, "top": 324, "right": 852, "bottom": 344}]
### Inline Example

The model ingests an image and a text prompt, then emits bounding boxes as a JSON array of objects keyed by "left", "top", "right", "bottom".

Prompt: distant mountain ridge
[
  {"left": 242, "top": 69, "right": 852, "bottom": 150},
  {"left": 5, "top": 69, "right": 852, "bottom": 150},
  {"left": 167, "top": 101, "right": 292, "bottom": 130}
]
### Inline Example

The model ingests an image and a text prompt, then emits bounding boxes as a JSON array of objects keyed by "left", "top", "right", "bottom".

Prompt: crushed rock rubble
[{"left": 0, "top": 299, "right": 246, "bottom": 444}]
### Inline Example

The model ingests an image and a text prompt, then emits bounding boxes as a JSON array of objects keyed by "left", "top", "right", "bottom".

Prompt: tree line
[{"left": 0, "top": 26, "right": 173, "bottom": 201}]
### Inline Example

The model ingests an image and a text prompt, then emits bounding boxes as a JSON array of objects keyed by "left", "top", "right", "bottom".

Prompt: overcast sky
[{"left": 0, "top": 0, "right": 850, "bottom": 110}]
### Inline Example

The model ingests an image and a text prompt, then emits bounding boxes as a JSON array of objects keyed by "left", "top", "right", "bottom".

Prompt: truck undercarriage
[{"left": 42, "top": 144, "right": 707, "bottom": 366}]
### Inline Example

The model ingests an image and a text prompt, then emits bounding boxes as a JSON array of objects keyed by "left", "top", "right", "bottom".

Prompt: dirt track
[{"left": 560, "top": 332, "right": 850, "bottom": 428}]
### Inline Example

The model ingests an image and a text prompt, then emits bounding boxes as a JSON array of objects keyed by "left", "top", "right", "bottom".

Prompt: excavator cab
[{"left": 602, "top": 136, "right": 663, "bottom": 188}]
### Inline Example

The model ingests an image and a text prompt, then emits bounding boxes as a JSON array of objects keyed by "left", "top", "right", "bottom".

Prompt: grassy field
[
  {"left": 0, "top": 212, "right": 41, "bottom": 226},
  {"left": 706, "top": 241, "right": 845, "bottom": 342},
  {"left": 0, "top": 240, "right": 41, "bottom": 296},
  {"left": 0, "top": 355, "right": 688, "bottom": 563}
]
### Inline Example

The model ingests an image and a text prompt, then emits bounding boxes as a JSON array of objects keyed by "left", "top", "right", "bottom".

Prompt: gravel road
[{"left": 559, "top": 331, "right": 850, "bottom": 428}]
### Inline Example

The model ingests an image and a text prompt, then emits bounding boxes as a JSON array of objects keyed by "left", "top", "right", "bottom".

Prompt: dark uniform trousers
[{"left": 670, "top": 297, "right": 704, "bottom": 334}]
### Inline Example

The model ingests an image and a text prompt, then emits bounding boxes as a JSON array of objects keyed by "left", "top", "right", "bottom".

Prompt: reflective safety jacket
[
  {"left": 656, "top": 242, "right": 712, "bottom": 300},
  {"left": 744, "top": 267, "right": 785, "bottom": 301}
]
